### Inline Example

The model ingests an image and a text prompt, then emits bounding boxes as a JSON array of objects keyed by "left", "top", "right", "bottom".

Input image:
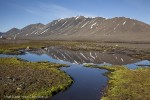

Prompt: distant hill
[{"left": 2, "top": 16, "right": 150, "bottom": 42}]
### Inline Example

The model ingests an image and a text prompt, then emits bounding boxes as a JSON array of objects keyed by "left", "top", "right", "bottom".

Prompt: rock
[
  {"left": 26, "top": 46, "right": 30, "bottom": 50},
  {"left": 44, "top": 47, "right": 48, "bottom": 51},
  {"left": 16, "top": 87, "right": 22, "bottom": 91}
]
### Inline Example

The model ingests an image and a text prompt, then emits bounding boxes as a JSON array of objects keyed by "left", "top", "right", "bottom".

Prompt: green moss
[
  {"left": 84, "top": 64, "right": 127, "bottom": 71},
  {"left": 98, "top": 66, "right": 150, "bottom": 100},
  {"left": 0, "top": 58, "right": 73, "bottom": 100},
  {"left": 84, "top": 65, "right": 150, "bottom": 99},
  {"left": 0, "top": 49, "right": 20, "bottom": 55}
]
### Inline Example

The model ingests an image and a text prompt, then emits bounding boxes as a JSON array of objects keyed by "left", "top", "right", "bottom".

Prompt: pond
[{"left": 0, "top": 47, "right": 149, "bottom": 100}]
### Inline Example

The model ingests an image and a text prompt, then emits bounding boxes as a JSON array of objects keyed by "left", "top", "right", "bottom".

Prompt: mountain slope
[
  {"left": 2, "top": 28, "right": 20, "bottom": 39},
  {"left": 2, "top": 16, "right": 150, "bottom": 42},
  {"left": 0, "top": 32, "right": 3, "bottom": 38}
]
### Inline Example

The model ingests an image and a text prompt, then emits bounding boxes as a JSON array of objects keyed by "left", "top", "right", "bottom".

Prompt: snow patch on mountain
[
  {"left": 40, "top": 28, "right": 49, "bottom": 34},
  {"left": 123, "top": 21, "right": 126, "bottom": 25},
  {"left": 75, "top": 16, "right": 80, "bottom": 20},
  {"left": 81, "top": 21, "right": 89, "bottom": 28},
  {"left": 91, "top": 22, "right": 97, "bottom": 29},
  {"left": 114, "top": 24, "right": 120, "bottom": 30}
]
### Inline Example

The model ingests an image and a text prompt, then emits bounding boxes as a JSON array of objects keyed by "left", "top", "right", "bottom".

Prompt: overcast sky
[{"left": 0, "top": 0, "right": 150, "bottom": 32}]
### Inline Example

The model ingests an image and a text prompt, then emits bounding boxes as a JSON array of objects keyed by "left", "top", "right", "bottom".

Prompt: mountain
[
  {"left": 2, "top": 23, "right": 45, "bottom": 39},
  {"left": 2, "top": 28, "right": 20, "bottom": 39},
  {"left": 2, "top": 16, "right": 150, "bottom": 42},
  {"left": 0, "top": 32, "right": 3, "bottom": 38}
]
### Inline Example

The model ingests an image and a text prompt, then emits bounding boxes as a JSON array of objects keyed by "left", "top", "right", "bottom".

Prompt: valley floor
[
  {"left": 0, "top": 39, "right": 150, "bottom": 60},
  {"left": 0, "top": 39, "right": 150, "bottom": 100}
]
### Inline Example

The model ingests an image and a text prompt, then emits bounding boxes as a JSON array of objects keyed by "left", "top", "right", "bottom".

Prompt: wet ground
[{"left": 0, "top": 47, "right": 150, "bottom": 100}]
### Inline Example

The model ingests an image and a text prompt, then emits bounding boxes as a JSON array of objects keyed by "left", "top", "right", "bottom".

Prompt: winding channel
[{"left": 0, "top": 47, "right": 150, "bottom": 100}]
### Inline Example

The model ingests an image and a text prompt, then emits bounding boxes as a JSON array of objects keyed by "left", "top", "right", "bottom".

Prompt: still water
[{"left": 0, "top": 47, "right": 149, "bottom": 100}]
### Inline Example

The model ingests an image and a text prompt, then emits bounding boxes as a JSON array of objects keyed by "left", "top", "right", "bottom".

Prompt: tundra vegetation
[
  {"left": 0, "top": 40, "right": 150, "bottom": 60},
  {"left": 0, "top": 40, "right": 150, "bottom": 99},
  {"left": 84, "top": 64, "right": 150, "bottom": 100},
  {"left": 0, "top": 58, "right": 73, "bottom": 99}
]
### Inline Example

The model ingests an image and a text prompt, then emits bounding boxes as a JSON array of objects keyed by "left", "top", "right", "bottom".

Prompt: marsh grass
[
  {"left": 0, "top": 58, "right": 73, "bottom": 100},
  {"left": 131, "top": 54, "right": 150, "bottom": 60},
  {"left": 1, "top": 40, "right": 150, "bottom": 60},
  {"left": 1, "top": 40, "right": 150, "bottom": 99},
  {"left": 85, "top": 65, "right": 150, "bottom": 100},
  {"left": 0, "top": 40, "right": 120, "bottom": 54}
]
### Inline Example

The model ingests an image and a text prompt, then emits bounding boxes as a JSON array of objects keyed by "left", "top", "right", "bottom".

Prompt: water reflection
[
  {"left": 30, "top": 47, "right": 139, "bottom": 65},
  {"left": 0, "top": 47, "right": 149, "bottom": 100},
  {"left": 126, "top": 60, "right": 150, "bottom": 69}
]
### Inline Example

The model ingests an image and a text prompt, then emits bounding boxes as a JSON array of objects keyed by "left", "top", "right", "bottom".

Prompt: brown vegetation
[{"left": 0, "top": 58, "right": 73, "bottom": 99}]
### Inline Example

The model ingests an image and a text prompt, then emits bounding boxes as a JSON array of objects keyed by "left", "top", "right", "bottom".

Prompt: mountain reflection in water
[{"left": 30, "top": 47, "right": 139, "bottom": 65}]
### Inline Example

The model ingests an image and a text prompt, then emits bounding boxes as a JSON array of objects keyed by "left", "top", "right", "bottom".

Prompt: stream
[{"left": 0, "top": 47, "right": 150, "bottom": 100}]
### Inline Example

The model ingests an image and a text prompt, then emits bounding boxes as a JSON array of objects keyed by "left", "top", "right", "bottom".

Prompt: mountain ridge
[{"left": 2, "top": 16, "right": 150, "bottom": 42}]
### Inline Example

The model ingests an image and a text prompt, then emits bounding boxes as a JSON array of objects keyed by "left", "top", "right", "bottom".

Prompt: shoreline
[
  {"left": 0, "top": 58, "right": 73, "bottom": 99},
  {"left": 0, "top": 40, "right": 150, "bottom": 60},
  {"left": 0, "top": 40, "right": 150, "bottom": 99},
  {"left": 83, "top": 64, "right": 150, "bottom": 100}
]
